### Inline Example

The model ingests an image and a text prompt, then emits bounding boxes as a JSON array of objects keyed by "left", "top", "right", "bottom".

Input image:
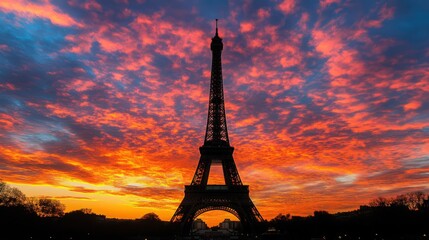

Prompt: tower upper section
[{"left": 204, "top": 19, "right": 230, "bottom": 147}]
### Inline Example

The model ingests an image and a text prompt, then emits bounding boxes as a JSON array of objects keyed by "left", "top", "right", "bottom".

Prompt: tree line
[
  {"left": 267, "top": 191, "right": 429, "bottom": 240},
  {"left": 1, "top": 180, "right": 65, "bottom": 217},
  {"left": 2, "top": 180, "right": 429, "bottom": 239},
  {"left": 0, "top": 180, "right": 176, "bottom": 239}
]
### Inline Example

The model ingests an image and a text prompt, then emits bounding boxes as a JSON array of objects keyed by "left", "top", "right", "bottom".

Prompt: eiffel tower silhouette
[{"left": 171, "top": 20, "right": 263, "bottom": 234}]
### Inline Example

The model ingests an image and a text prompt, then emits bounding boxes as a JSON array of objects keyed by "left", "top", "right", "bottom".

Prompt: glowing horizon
[{"left": 1, "top": 0, "right": 429, "bottom": 227}]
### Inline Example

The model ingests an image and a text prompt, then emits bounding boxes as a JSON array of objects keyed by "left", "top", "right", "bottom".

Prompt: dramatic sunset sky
[{"left": 1, "top": 0, "right": 429, "bottom": 225}]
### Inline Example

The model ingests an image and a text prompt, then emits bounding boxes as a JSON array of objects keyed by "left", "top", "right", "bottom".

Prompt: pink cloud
[
  {"left": 257, "top": 9, "right": 270, "bottom": 19},
  {"left": 320, "top": 0, "right": 341, "bottom": 8},
  {"left": 65, "top": 79, "right": 97, "bottom": 92},
  {"left": 311, "top": 29, "right": 344, "bottom": 57},
  {"left": 240, "top": 22, "right": 254, "bottom": 33},
  {"left": 67, "top": 0, "right": 102, "bottom": 11},
  {"left": 0, "top": 0, "right": 81, "bottom": 27},
  {"left": 298, "top": 12, "right": 310, "bottom": 30},
  {"left": 0, "top": 44, "right": 10, "bottom": 51},
  {"left": 0, "top": 113, "right": 22, "bottom": 131},
  {"left": 83, "top": 0, "right": 102, "bottom": 11},
  {"left": 358, "top": 4, "right": 395, "bottom": 28},
  {"left": 0, "top": 83, "right": 16, "bottom": 90},
  {"left": 278, "top": 0, "right": 296, "bottom": 14},
  {"left": 280, "top": 56, "right": 300, "bottom": 68}
]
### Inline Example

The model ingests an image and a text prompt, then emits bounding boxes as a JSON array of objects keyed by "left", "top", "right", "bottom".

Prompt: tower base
[{"left": 171, "top": 185, "right": 263, "bottom": 235}]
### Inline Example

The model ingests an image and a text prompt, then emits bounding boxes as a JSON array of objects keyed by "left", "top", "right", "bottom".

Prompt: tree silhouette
[
  {"left": 369, "top": 196, "right": 389, "bottom": 207},
  {"left": 368, "top": 191, "right": 429, "bottom": 210},
  {"left": 0, "top": 180, "right": 27, "bottom": 207},
  {"left": 141, "top": 212, "right": 161, "bottom": 221},
  {"left": 34, "top": 197, "right": 65, "bottom": 217},
  {"left": 272, "top": 213, "right": 291, "bottom": 221},
  {"left": 403, "top": 191, "right": 426, "bottom": 210}
]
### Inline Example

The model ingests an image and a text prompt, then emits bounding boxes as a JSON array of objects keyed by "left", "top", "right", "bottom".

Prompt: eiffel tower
[{"left": 171, "top": 20, "right": 263, "bottom": 234}]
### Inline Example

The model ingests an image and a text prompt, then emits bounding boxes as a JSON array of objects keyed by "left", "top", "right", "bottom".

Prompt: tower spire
[{"left": 215, "top": 18, "right": 218, "bottom": 36}]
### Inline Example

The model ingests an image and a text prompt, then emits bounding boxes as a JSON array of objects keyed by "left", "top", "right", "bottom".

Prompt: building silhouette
[
  {"left": 219, "top": 218, "right": 241, "bottom": 231},
  {"left": 193, "top": 218, "right": 209, "bottom": 231}
]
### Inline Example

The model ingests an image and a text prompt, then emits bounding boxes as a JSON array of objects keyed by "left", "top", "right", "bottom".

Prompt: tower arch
[{"left": 194, "top": 206, "right": 240, "bottom": 221}]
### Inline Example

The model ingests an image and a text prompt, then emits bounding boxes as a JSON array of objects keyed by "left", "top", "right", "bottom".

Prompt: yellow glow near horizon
[
  {"left": 9, "top": 182, "right": 175, "bottom": 221},
  {"left": 196, "top": 210, "right": 240, "bottom": 227}
]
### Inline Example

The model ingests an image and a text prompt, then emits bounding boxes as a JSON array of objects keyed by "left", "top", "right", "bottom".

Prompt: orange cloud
[{"left": 403, "top": 101, "right": 421, "bottom": 111}]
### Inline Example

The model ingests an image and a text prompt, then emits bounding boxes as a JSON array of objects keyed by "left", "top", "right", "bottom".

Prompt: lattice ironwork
[
  {"left": 222, "top": 157, "right": 242, "bottom": 185},
  {"left": 194, "top": 206, "right": 240, "bottom": 220},
  {"left": 171, "top": 20, "right": 263, "bottom": 235},
  {"left": 191, "top": 159, "right": 207, "bottom": 185},
  {"left": 190, "top": 146, "right": 243, "bottom": 186}
]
